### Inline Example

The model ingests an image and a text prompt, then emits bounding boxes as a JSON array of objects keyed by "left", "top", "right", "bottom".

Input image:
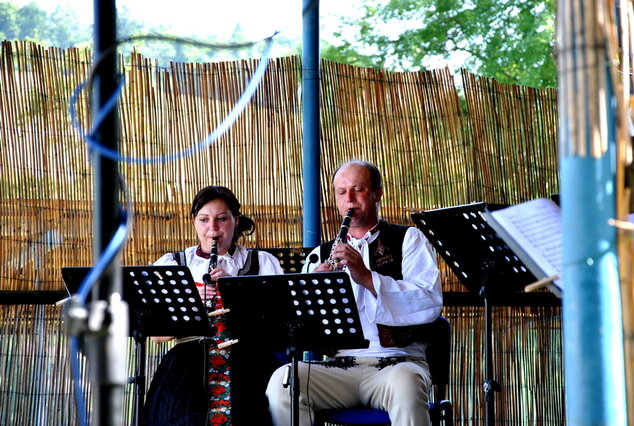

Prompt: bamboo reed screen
[{"left": 0, "top": 40, "right": 562, "bottom": 425}]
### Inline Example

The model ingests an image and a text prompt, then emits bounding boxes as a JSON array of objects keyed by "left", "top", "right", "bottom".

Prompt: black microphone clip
[{"left": 202, "top": 273, "right": 213, "bottom": 286}]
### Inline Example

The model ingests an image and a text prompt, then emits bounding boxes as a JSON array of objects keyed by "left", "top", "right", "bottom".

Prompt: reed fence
[{"left": 0, "top": 40, "right": 561, "bottom": 425}]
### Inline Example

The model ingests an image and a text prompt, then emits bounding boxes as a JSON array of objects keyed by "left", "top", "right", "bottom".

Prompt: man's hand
[
  {"left": 312, "top": 262, "right": 333, "bottom": 273},
  {"left": 329, "top": 244, "right": 376, "bottom": 296}
]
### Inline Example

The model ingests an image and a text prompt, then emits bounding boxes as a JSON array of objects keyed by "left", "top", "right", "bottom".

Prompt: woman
[{"left": 143, "top": 186, "right": 283, "bottom": 426}]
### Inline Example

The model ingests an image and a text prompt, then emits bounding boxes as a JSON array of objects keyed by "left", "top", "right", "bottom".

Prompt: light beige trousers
[{"left": 266, "top": 357, "right": 432, "bottom": 426}]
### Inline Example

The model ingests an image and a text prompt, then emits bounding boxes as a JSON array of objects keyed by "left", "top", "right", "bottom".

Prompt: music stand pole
[
  {"left": 479, "top": 261, "right": 500, "bottom": 426},
  {"left": 130, "top": 323, "right": 147, "bottom": 426},
  {"left": 288, "top": 324, "right": 301, "bottom": 426}
]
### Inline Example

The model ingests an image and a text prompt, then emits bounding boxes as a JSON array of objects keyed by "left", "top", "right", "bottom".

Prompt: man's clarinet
[{"left": 327, "top": 208, "right": 354, "bottom": 271}]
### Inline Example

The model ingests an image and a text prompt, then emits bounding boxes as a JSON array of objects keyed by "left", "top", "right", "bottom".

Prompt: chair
[{"left": 313, "top": 316, "right": 453, "bottom": 426}]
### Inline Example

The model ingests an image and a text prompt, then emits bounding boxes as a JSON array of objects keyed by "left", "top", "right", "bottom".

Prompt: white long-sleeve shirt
[
  {"left": 155, "top": 245, "right": 283, "bottom": 281},
  {"left": 303, "top": 225, "right": 443, "bottom": 358}
]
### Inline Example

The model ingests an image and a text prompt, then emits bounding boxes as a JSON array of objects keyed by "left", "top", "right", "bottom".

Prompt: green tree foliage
[
  {"left": 323, "top": 0, "right": 557, "bottom": 88},
  {"left": 0, "top": 2, "right": 295, "bottom": 65},
  {"left": 0, "top": 2, "right": 19, "bottom": 40},
  {"left": 46, "top": 6, "right": 88, "bottom": 47},
  {"left": 0, "top": 1, "right": 90, "bottom": 47},
  {"left": 16, "top": 2, "right": 45, "bottom": 40}
]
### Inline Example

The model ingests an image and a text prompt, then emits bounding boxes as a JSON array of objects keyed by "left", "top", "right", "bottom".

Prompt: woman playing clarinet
[{"left": 143, "top": 185, "right": 283, "bottom": 426}]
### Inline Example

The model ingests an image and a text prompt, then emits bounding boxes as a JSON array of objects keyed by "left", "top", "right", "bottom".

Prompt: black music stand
[
  {"left": 412, "top": 203, "right": 536, "bottom": 426},
  {"left": 61, "top": 265, "right": 214, "bottom": 426},
  {"left": 218, "top": 272, "right": 369, "bottom": 426}
]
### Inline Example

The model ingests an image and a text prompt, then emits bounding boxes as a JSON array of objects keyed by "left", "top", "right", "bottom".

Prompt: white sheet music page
[{"left": 486, "top": 198, "right": 563, "bottom": 291}]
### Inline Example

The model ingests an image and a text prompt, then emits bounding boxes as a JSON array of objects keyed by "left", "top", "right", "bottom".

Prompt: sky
[{"left": 13, "top": 0, "right": 363, "bottom": 44}]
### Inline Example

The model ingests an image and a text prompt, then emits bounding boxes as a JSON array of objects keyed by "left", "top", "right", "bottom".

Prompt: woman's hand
[
  {"left": 207, "top": 267, "right": 231, "bottom": 282},
  {"left": 196, "top": 282, "right": 217, "bottom": 301},
  {"left": 197, "top": 268, "right": 232, "bottom": 301}
]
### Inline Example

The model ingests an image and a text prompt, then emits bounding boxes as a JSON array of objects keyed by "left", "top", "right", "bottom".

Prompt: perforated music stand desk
[
  {"left": 62, "top": 265, "right": 214, "bottom": 426},
  {"left": 218, "top": 271, "right": 368, "bottom": 426},
  {"left": 411, "top": 203, "right": 537, "bottom": 426},
  {"left": 411, "top": 203, "right": 536, "bottom": 295}
]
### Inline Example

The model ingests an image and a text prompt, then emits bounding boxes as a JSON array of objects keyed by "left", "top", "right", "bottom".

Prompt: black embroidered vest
[
  {"left": 319, "top": 221, "right": 408, "bottom": 275},
  {"left": 319, "top": 221, "right": 422, "bottom": 347}
]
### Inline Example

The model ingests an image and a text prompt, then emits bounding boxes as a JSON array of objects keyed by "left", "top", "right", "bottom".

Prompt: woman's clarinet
[
  {"left": 327, "top": 208, "right": 354, "bottom": 270},
  {"left": 209, "top": 237, "right": 219, "bottom": 271},
  {"left": 203, "top": 237, "right": 219, "bottom": 306}
]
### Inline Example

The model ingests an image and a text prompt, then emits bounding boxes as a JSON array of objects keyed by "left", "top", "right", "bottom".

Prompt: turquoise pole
[
  {"left": 302, "top": 0, "right": 321, "bottom": 247},
  {"left": 559, "top": 14, "right": 627, "bottom": 421},
  {"left": 561, "top": 157, "right": 626, "bottom": 424}
]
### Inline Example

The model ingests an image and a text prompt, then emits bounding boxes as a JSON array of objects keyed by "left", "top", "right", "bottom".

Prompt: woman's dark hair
[{"left": 190, "top": 185, "right": 255, "bottom": 243}]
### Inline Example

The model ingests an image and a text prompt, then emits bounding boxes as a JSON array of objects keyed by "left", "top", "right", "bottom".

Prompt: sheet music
[{"left": 485, "top": 198, "right": 562, "bottom": 290}]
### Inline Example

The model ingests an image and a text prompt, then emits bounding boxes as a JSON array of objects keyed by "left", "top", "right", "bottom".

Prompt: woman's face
[{"left": 193, "top": 198, "right": 238, "bottom": 255}]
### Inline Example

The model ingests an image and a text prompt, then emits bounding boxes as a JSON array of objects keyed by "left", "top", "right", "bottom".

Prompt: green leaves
[
  {"left": 0, "top": 1, "right": 89, "bottom": 47},
  {"left": 323, "top": 0, "right": 556, "bottom": 88}
]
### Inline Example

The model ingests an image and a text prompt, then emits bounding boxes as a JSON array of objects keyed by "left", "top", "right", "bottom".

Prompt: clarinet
[
  {"left": 327, "top": 208, "right": 354, "bottom": 271},
  {"left": 203, "top": 237, "right": 219, "bottom": 308},
  {"left": 205, "top": 238, "right": 237, "bottom": 349},
  {"left": 209, "top": 237, "right": 219, "bottom": 272}
]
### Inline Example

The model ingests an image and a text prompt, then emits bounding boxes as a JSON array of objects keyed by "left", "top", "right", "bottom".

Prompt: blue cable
[
  {"left": 75, "top": 208, "right": 130, "bottom": 304},
  {"left": 69, "top": 336, "right": 88, "bottom": 426},
  {"left": 67, "top": 30, "right": 275, "bottom": 424},
  {"left": 68, "top": 35, "right": 275, "bottom": 165}
]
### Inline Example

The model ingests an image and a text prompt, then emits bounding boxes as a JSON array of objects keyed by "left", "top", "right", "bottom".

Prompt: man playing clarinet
[{"left": 266, "top": 160, "right": 444, "bottom": 426}]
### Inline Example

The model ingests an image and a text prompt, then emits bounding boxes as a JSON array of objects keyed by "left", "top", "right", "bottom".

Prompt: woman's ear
[{"left": 232, "top": 215, "right": 240, "bottom": 242}]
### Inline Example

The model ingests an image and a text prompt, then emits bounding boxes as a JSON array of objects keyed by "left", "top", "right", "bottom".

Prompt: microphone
[
  {"left": 202, "top": 273, "right": 212, "bottom": 286},
  {"left": 306, "top": 253, "right": 320, "bottom": 272}
]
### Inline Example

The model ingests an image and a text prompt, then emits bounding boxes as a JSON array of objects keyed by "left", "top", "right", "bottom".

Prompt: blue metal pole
[
  {"left": 302, "top": 0, "right": 321, "bottom": 247},
  {"left": 558, "top": 2, "right": 627, "bottom": 424},
  {"left": 561, "top": 156, "right": 626, "bottom": 425}
]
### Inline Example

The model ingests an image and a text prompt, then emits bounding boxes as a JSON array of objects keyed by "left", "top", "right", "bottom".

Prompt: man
[{"left": 266, "top": 160, "right": 443, "bottom": 426}]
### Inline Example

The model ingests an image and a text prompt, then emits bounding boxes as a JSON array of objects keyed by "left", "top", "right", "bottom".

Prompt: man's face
[{"left": 333, "top": 164, "right": 382, "bottom": 227}]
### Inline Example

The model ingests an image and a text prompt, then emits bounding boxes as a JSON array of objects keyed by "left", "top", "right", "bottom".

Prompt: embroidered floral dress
[{"left": 206, "top": 292, "right": 232, "bottom": 425}]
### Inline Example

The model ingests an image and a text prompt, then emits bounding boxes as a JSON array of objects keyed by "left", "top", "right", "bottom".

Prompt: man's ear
[{"left": 374, "top": 187, "right": 383, "bottom": 202}]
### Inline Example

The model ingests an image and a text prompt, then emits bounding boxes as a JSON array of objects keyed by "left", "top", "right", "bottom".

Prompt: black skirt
[
  {"left": 142, "top": 340, "right": 209, "bottom": 426},
  {"left": 142, "top": 339, "right": 278, "bottom": 426}
]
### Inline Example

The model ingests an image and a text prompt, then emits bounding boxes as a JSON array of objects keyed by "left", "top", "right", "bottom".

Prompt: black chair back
[{"left": 421, "top": 316, "right": 451, "bottom": 396}]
